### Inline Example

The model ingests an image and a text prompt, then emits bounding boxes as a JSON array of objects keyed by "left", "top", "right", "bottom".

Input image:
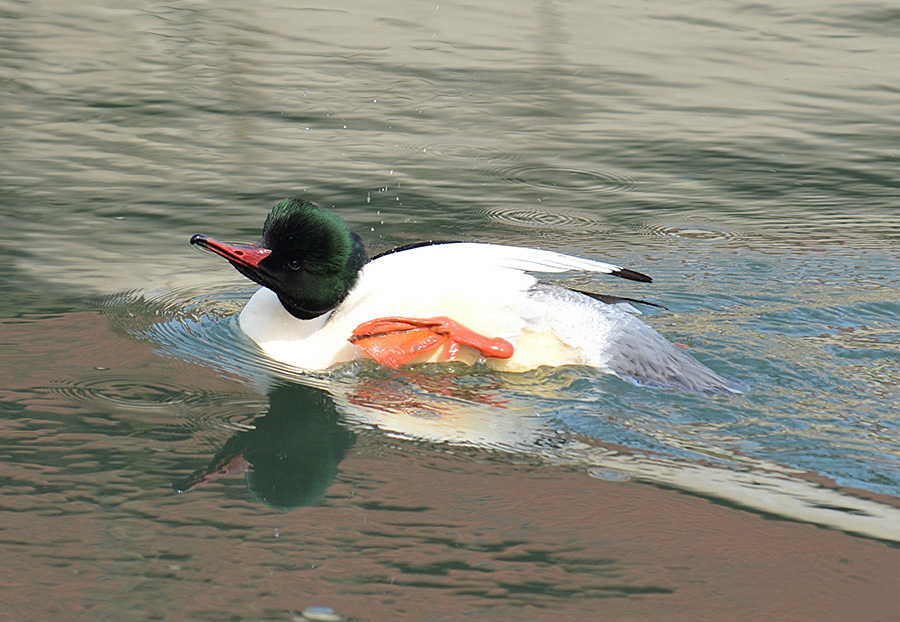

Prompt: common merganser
[{"left": 191, "top": 198, "right": 743, "bottom": 394}]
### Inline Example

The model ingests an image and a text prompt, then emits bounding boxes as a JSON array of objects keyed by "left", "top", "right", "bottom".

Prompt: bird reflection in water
[
  {"left": 174, "top": 382, "right": 355, "bottom": 510},
  {"left": 171, "top": 366, "right": 900, "bottom": 542},
  {"left": 173, "top": 367, "right": 558, "bottom": 510}
]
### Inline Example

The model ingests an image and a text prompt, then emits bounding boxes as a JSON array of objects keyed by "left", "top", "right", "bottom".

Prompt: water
[{"left": 2, "top": 0, "right": 900, "bottom": 619}]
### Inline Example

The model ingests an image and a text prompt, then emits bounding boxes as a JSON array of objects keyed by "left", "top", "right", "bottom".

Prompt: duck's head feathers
[{"left": 192, "top": 198, "right": 367, "bottom": 320}]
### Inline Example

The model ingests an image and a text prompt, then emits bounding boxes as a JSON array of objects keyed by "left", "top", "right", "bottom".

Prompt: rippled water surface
[{"left": 2, "top": 1, "right": 900, "bottom": 620}]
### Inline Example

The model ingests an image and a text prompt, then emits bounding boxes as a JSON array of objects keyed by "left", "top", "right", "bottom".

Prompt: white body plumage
[{"left": 238, "top": 242, "right": 742, "bottom": 394}]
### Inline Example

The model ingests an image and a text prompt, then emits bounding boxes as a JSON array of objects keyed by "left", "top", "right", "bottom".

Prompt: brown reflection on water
[
  {"left": 4, "top": 440, "right": 900, "bottom": 621},
  {"left": 328, "top": 448, "right": 900, "bottom": 621},
  {"left": 0, "top": 311, "right": 248, "bottom": 395},
  {"left": 2, "top": 312, "right": 900, "bottom": 621}
]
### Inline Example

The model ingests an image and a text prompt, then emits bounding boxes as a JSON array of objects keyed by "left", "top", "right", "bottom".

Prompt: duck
[{"left": 191, "top": 198, "right": 744, "bottom": 394}]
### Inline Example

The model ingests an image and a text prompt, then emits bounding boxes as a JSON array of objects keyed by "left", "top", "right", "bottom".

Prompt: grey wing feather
[{"left": 528, "top": 284, "right": 744, "bottom": 394}]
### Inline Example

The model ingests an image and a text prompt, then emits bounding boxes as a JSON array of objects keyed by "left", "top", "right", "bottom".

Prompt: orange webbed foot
[{"left": 349, "top": 316, "right": 514, "bottom": 368}]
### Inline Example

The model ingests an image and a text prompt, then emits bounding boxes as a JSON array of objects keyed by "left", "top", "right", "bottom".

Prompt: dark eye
[{"left": 287, "top": 259, "right": 303, "bottom": 271}]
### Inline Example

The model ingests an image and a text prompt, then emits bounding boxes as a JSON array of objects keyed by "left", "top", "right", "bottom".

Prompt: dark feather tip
[{"left": 614, "top": 267, "right": 653, "bottom": 283}]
